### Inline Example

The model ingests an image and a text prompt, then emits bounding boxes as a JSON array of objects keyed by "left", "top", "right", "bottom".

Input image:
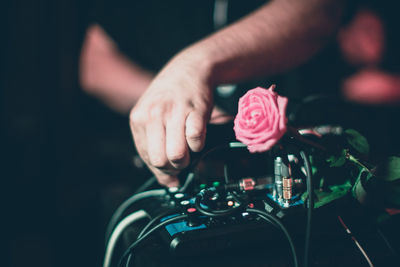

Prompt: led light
[
  {"left": 199, "top": 184, "right": 206, "bottom": 189},
  {"left": 213, "top": 181, "right": 220, "bottom": 187},
  {"left": 187, "top": 208, "right": 197, "bottom": 213},
  {"left": 174, "top": 193, "right": 184, "bottom": 199},
  {"left": 168, "top": 187, "right": 179, "bottom": 193},
  {"left": 248, "top": 203, "right": 255, "bottom": 208},
  {"left": 180, "top": 200, "right": 190, "bottom": 206},
  {"left": 227, "top": 200, "right": 234, "bottom": 207}
]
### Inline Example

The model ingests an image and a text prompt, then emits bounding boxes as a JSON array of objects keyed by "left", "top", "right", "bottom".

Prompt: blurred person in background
[
  {"left": 338, "top": 3, "right": 400, "bottom": 104},
  {"left": 80, "top": 0, "right": 351, "bottom": 186}
]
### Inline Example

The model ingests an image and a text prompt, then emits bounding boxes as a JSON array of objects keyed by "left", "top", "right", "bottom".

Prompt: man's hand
[
  {"left": 130, "top": 0, "right": 346, "bottom": 186},
  {"left": 129, "top": 53, "right": 214, "bottom": 186}
]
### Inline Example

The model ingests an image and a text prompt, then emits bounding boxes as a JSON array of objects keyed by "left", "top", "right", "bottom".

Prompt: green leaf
[
  {"left": 344, "top": 129, "right": 370, "bottom": 156},
  {"left": 303, "top": 180, "right": 352, "bottom": 208},
  {"left": 327, "top": 149, "right": 346, "bottom": 167},
  {"left": 380, "top": 156, "right": 400, "bottom": 182},
  {"left": 352, "top": 168, "right": 374, "bottom": 204}
]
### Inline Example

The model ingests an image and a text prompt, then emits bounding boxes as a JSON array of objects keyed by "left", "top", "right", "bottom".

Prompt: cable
[
  {"left": 223, "top": 163, "right": 229, "bottom": 183},
  {"left": 103, "top": 210, "right": 149, "bottom": 267},
  {"left": 118, "top": 214, "right": 188, "bottom": 267},
  {"left": 178, "top": 172, "right": 195, "bottom": 193},
  {"left": 125, "top": 253, "right": 132, "bottom": 267},
  {"left": 133, "top": 176, "right": 157, "bottom": 195},
  {"left": 246, "top": 208, "right": 298, "bottom": 267},
  {"left": 105, "top": 189, "right": 166, "bottom": 242},
  {"left": 194, "top": 189, "right": 244, "bottom": 217},
  {"left": 338, "top": 215, "right": 374, "bottom": 267},
  {"left": 181, "top": 142, "right": 246, "bottom": 192},
  {"left": 300, "top": 150, "right": 313, "bottom": 267},
  {"left": 377, "top": 228, "right": 399, "bottom": 260},
  {"left": 137, "top": 209, "right": 180, "bottom": 239}
]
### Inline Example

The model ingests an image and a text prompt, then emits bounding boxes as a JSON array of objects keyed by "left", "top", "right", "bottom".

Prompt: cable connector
[{"left": 239, "top": 178, "right": 256, "bottom": 191}]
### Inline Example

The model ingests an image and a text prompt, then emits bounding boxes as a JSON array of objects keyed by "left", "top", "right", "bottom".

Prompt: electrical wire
[
  {"left": 133, "top": 176, "right": 157, "bottom": 195},
  {"left": 194, "top": 189, "right": 244, "bottom": 217},
  {"left": 105, "top": 189, "right": 166, "bottom": 242},
  {"left": 125, "top": 253, "right": 132, "bottom": 267},
  {"left": 223, "top": 163, "right": 229, "bottom": 183},
  {"left": 179, "top": 142, "right": 246, "bottom": 193},
  {"left": 137, "top": 209, "right": 180, "bottom": 239},
  {"left": 300, "top": 150, "right": 313, "bottom": 267},
  {"left": 103, "top": 210, "right": 149, "bottom": 267},
  {"left": 118, "top": 214, "right": 188, "bottom": 267},
  {"left": 124, "top": 210, "right": 182, "bottom": 267},
  {"left": 178, "top": 172, "right": 195, "bottom": 193},
  {"left": 338, "top": 216, "right": 374, "bottom": 266},
  {"left": 377, "top": 228, "right": 399, "bottom": 261},
  {"left": 246, "top": 208, "right": 299, "bottom": 267}
]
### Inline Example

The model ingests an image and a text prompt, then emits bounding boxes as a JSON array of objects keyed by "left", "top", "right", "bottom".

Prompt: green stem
[{"left": 346, "top": 151, "right": 373, "bottom": 174}]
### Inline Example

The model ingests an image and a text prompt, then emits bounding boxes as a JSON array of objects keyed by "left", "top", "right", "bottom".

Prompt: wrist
[{"left": 173, "top": 44, "right": 220, "bottom": 89}]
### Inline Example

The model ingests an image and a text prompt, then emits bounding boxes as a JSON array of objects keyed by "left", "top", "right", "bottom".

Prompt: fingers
[
  {"left": 185, "top": 111, "right": 207, "bottom": 152},
  {"left": 166, "top": 110, "right": 190, "bottom": 170},
  {"left": 149, "top": 165, "right": 180, "bottom": 187},
  {"left": 145, "top": 110, "right": 182, "bottom": 186},
  {"left": 131, "top": 106, "right": 189, "bottom": 187},
  {"left": 130, "top": 91, "right": 210, "bottom": 187},
  {"left": 146, "top": 116, "right": 167, "bottom": 169}
]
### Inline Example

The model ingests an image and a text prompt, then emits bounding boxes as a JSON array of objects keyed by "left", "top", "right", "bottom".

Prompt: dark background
[{"left": 2, "top": 1, "right": 149, "bottom": 266}]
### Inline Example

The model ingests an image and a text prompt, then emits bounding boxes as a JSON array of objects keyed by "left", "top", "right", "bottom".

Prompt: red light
[
  {"left": 187, "top": 208, "right": 197, "bottom": 213},
  {"left": 248, "top": 203, "right": 255, "bottom": 208}
]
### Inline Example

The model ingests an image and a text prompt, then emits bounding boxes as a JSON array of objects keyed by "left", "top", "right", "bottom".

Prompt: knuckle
[
  {"left": 149, "top": 156, "right": 169, "bottom": 169},
  {"left": 149, "top": 105, "right": 164, "bottom": 120},
  {"left": 168, "top": 150, "right": 186, "bottom": 164},
  {"left": 129, "top": 108, "right": 144, "bottom": 127},
  {"left": 186, "top": 127, "right": 203, "bottom": 141}
]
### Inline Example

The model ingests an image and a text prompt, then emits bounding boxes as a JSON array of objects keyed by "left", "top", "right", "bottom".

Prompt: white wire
[
  {"left": 105, "top": 189, "right": 166, "bottom": 241},
  {"left": 103, "top": 210, "right": 150, "bottom": 267}
]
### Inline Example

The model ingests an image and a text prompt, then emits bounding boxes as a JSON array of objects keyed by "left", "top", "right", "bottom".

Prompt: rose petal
[{"left": 233, "top": 85, "right": 288, "bottom": 153}]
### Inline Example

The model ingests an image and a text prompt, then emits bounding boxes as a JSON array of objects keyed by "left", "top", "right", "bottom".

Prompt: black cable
[
  {"left": 137, "top": 209, "right": 180, "bottom": 239},
  {"left": 105, "top": 189, "right": 166, "bottom": 242},
  {"left": 178, "top": 172, "right": 195, "bottom": 193},
  {"left": 246, "top": 208, "right": 298, "bottom": 267},
  {"left": 180, "top": 142, "right": 246, "bottom": 193},
  {"left": 118, "top": 214, "right": 188, "bottom": 267},
  {"left": 300, "top": 150, "right": 313, "bottom": 267},
  {"left": 194, "top": 189, "right": 244, "bottom": 217},
  {"left": 377, "top": 228, "right": 399, "bottom": 261},
  {"left": 223, "top": 163, "right": 229, "bottom": 183},
  {"left": 133, "top": 176, "right": 157, "bottom": 195},
  {"left": 125, "top": 253, "right": 132, "bottom": 267}
]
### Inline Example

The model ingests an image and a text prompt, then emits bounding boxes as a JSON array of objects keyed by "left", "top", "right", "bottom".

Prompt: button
[
  {"left": 212, "top": 181, "right": 220, "bottom": 187},
  {"left": 187, "top": 208, "right": 197, "bottom": 213},
  {"left": 180, "top": 200, "right": 190, "bottom": 206},
  {"left": 174, "top": 193, "right": 185, "bottom": 199},
  {"left": 168, "top": 187, "right": 179, "bottom": 193}
]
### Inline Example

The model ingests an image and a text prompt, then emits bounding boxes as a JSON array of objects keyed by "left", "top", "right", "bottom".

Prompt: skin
[
  {"left": 80, "top": 24, "right": 153, "bottom": 114},
  {"left": 129, "top": 0, "right": 347, "bottom": 186},
  {"left": 80, "top": 24, "right": 234, "bottom": 120}
]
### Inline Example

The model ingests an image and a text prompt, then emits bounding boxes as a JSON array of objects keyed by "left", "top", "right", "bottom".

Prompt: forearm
[
  {"left": 177, "top": 0, "right": 346, "bottom": 86},
  {"left": 80, "top": 24, "right": 153, "bottom": 114}
]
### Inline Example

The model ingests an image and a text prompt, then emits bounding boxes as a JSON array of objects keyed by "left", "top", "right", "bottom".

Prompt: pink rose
[{"left": 233, "top": 85, "right": 288, "bottom": 153}]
